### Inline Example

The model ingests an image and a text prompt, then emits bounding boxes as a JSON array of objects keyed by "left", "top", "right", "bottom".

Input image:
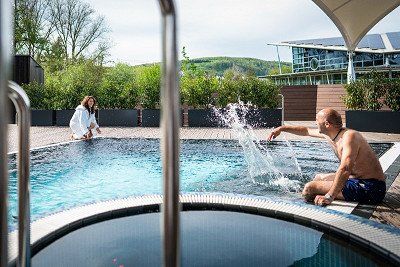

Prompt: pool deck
[{"left": 7, "top": 122, "right": 400, "bottom": 228}]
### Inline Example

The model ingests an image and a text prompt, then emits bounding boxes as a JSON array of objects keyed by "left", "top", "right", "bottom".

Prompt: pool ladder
[{"left": 0, "top": 0, "right": 180, "bottom": 266}]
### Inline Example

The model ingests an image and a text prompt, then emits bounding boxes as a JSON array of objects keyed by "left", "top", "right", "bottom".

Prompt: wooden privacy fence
[{"left": 281, "top": 85, "right": 346, "bottom": 121}]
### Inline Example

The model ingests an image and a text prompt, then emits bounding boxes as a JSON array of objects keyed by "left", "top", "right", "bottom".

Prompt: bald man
[{"left": 267, "top": 108, "right": 386, "bottom": 206}]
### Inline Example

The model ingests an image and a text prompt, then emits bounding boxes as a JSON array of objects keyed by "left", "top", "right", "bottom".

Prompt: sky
[{"left": 85, "top": 0, "right": 400, "bottom": 65}]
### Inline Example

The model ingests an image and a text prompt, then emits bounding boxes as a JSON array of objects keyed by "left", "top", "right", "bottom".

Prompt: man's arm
[
  {"left": 315, "top": 132, "right": 359, "bottom": 205},
  {"left": 267, "top": 125, "right": 324, "bottom": 141}
]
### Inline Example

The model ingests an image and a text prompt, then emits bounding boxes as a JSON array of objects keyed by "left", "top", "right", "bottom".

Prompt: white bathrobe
[{"left": 69, "top": 105, "right": 99, "bottom": 139}]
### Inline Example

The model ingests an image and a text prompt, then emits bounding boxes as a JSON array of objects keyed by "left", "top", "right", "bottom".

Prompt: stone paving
[
  {"left": 7, "top": 122, "right": 400, "bottom": 152},
  {"left": 6, "top": 122, "right": 400, "bottom": 227}
]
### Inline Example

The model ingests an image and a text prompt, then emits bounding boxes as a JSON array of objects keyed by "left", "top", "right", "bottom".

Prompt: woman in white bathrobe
[{"left": 69, "top": 96, "right": 102, "bottom": 139}]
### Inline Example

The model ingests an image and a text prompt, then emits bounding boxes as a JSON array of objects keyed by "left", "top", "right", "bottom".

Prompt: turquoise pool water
[{"left": 8, "top": 138, "right": 391, "bottom": 226}]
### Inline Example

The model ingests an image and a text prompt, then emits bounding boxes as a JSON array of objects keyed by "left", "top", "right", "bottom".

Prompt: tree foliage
[{"left": 14, "top": 0, "right": 109, "bottom": 65}]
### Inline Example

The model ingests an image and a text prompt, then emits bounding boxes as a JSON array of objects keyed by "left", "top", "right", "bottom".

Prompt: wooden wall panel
[
  {"left": 316, "top": 85, "right": 346, "bottom": 122},
  {"left": 281, "top": 86, "right": 317, "bottom": 121},
  {"left": 281, "top": 85, "right": 347, "bottom": 122}
]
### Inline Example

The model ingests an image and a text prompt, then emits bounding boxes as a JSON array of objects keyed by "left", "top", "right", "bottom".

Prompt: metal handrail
[
  {"left": 0, "top": 0, "right": 13, "bottom": 266},
  {"left": 8, "top": 81, "right": 31, "bottom": 267},
  {"left": 158, "top": 0, "right": 180, "bottom": 266},
  {"left": 278, "top": 93, "right": 285, "bottom": 125}
]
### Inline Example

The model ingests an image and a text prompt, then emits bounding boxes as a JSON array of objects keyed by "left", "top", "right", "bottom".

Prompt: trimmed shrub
[
  {"left": 136, "top": 64, "right": 161, "bottom": 109},
  {"left": 384, "top": 79, "right": 400, "bottom": 111},
  {"left": 344, "top": 71, "right": 400, "bottom": 111},
  {"left": 45, "top": 60, "right": 104, "bottom": 109},
  {"left": 99, "top": 63, "right": 138, "bottom": 109},
  {"left": 343, "top": 79, "right": 368, "bottom": 110},
  {"left": 180, "top": 74, "right": 219, "bottom": 108},
  {"left": 217, "top": 70, "right": 280, "bottom": 108},
  {"left": 22, "top": 81, "right": 52, "bottom": 109}
]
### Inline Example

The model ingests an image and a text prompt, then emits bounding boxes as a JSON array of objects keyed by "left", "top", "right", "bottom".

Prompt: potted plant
[
  {"left": 137, "top": 64, "right": 161, "bottom": 127},
  {"left": 213, "top": 71, "right": 282, "bottom": 128},
  {"left": 344, "top": 72, "right": 400, "bottom": 133},
  {"left": 97, "top": 63, "right": 138, "bottom": 127},
  {"left": 181, "top": 73, "right": 221, "bottom": 127}
]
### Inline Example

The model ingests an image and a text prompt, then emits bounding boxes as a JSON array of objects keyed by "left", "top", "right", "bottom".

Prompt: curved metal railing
[
  {"left": 8, "top": 81, "right": 31, "bottom": 267},
  {"left": 1, "top": 1, "right": 179, "bottom": 266}
]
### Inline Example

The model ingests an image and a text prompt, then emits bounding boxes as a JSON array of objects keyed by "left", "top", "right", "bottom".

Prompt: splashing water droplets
[{"left": 212, "top": 102, "right": 302, "bottom": 193}]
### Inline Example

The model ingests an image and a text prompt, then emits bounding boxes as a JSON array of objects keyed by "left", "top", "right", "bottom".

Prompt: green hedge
[
  {"left": 99, "top": 63, "right": 137, "bottom": 109},
  {"left": 136, "top": 64, "right": 161, "bottom": 109},
  {"left": 217, "top": 70, "right": 280, "bottom": 108},
  {"left": 344, "top": 72, "right": 400, "bottom": 111},
  {"left": 24, "top": 61, "right": 281, "bottom": 110}
]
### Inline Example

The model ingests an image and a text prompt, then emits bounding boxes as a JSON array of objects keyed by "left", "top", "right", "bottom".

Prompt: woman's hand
[
  {"left": 96, "top": 128, "right": 102, "bottom": 134},
  {"left": 267, "top": 127, "right": 282, "bottom": 141}
]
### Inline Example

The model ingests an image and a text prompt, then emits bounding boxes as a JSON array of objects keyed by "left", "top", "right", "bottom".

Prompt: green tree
[{"left": 14, "top": 0, "right": 53, "bottom": 59}]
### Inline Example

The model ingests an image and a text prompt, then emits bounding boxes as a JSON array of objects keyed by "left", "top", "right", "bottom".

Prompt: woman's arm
[{"left": 90, "top": 113, "right": 101, "bottom": 134}]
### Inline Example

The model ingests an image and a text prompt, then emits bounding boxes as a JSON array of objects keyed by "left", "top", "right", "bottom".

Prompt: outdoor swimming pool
[{"left": 8, "top": 138, "right": 391, "bottom": 226}]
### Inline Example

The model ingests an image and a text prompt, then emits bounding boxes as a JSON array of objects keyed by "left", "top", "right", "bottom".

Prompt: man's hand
[
  {"left": 314, "top": 195, "right": 333, "bottom": 206},
  {"left": 267, "top": 127, "right": 281, "bottom": 141}
]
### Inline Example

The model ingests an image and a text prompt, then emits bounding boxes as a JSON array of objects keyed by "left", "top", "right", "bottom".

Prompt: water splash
[{"left": 212, "top": 101, "right": 302, "bottom": 192}]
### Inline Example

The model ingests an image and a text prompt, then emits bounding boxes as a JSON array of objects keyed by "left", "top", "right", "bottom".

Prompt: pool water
[
  {"left": 32, "top": 210, "right": 393, "bottom": 266},
  {"left": 8, "top": 138, "right": 391, "bottom": 225}
]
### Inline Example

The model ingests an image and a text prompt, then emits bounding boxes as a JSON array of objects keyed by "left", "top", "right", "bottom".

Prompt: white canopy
[{"left": 312, "top": 0, "right": 400, "bottom": 51}]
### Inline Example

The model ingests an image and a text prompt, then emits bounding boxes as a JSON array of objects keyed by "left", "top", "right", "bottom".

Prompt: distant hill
[{"left": 188, "top": 57, "right": 291, "bottom": 76}]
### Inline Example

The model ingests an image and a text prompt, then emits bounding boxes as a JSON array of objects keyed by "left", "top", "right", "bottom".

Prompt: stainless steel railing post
[
  {"left": 158, "top": 0, "right": 180, "bottom": 266},
  {"left": 0, "top": 1, "right": 13, "bottom": 266},
  {"left": 8, "top": 81, "right": 31, "bottom": 267},
  {"left": 278, "top": 93, "right": 284, "bottom": 125}
]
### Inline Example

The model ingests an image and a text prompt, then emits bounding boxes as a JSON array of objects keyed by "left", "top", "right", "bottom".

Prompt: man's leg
[
  {"left": 302, "top": 180, "right": 345, "bottom": 202},
  {"left": 313, "top": 173, "right": 335, "bottom": 181}
]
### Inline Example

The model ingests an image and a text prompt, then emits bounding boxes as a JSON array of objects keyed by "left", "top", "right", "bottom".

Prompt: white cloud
[{"left": 85, "top": 0, "right": 400, "bottom": 65}]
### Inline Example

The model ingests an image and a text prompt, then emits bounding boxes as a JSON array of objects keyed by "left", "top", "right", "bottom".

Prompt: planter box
[
  {"left": 141, "top": 109, "right": 160, "bottom": 127},
  {"left": 188, "top": 108, "right": 282, "bottom": 128},
  {"left": 188, "top": 109, "right": 222, "bottom": 127},
  {"left": 99, "top": 109, "right": 137, "bottom": 127},
  {"left": 31, "top": 110, "right": 55, "bottom": 126},
  {"left": 56, "top": 110, "right": 75, "bottom": 126},
  {"left": 56, "top": 110, "right": 99, "bottom": 126},
  {"left": 245, "top": 108, "right": 282, "bottom": 128},
  {"left": 346, "top": 110, "right": 400, "bottom": 133}
]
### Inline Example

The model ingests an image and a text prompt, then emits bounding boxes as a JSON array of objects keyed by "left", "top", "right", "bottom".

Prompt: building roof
[
  {"left": 270, "top": 31, "right": 400, "bottom": 53},
  {"left": 312, "top": 0, "right": 400, "bottom": 51}
]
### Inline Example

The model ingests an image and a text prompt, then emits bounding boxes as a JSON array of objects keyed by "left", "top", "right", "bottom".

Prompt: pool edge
[{"left": 8, "top": 193, "right": 400, "bottom": 265}]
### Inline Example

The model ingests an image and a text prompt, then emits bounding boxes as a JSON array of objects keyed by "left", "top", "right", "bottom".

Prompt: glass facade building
[{"left": 268, "top": 32, "right": 400, "bottom": 85}]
